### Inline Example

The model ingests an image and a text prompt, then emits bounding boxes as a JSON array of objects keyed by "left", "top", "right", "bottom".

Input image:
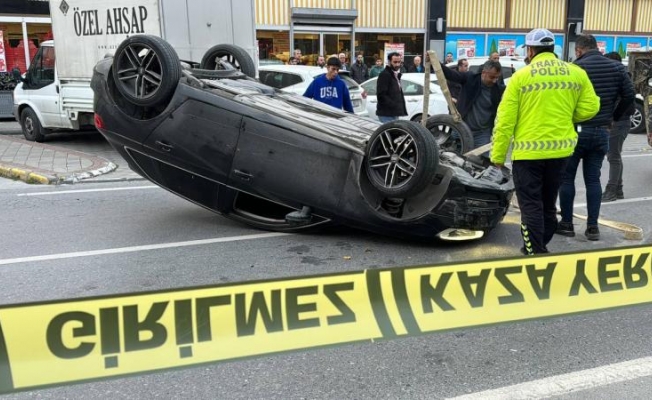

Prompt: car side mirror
[{"left": 12, "top": 68, "right": 24, "bottom": 83}]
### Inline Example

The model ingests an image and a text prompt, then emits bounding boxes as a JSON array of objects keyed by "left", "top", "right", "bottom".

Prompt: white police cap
[{"left": 525, "top": 28, "right": 555, "bottom": 46}]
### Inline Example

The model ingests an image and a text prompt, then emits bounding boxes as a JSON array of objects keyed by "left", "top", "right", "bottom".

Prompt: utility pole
[{"left": 426, "top": 0, "right": 447, "bottom": 61}]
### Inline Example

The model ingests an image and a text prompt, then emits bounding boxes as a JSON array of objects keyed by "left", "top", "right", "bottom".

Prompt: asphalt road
[{"left": 1, "top": 129, "right": 652, "bottom": 399}]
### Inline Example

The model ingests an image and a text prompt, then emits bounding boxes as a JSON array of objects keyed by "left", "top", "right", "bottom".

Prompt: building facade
[
  {"left": 2, "top": 1, "right": 652, "bottom": 72},
  {"left": 257, "top": 0, "right": 652, "bottom": 66},
  {"left": 256, "top": 0, "right": 427, "bottom": 66},
  {"left": 443, "top": 0, "right": 652, "bottom": 61}
]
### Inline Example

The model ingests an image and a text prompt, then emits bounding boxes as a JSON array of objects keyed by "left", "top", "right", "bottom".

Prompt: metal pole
[
  {"left": 289, "top": 0, "right": 294, "bottom": 59},
  {"left": 22, "top": 20, "right": 30, "bottom": 70}
]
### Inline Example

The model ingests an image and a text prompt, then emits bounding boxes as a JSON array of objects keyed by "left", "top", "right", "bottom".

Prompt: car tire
[
  {"left": 365, "top": 120, "right": 439, "bottom": 198},
  {"left": 410, "top": 114, "right": 425, "bottom": 123},
  {"left": 425, "top": 114, "right": 474, "bottom": 154},
  {"left": 200, "top": 44, "right": 256, "bottom": 78},
  {"left": 112, "top": 35, "right": 181, "bottom": 108},
  {"left": 21, "top": 108, "right": 47, "bottom": 142},
  {"left": 630, "top": 101, "right": 646, "bottom": 134}
]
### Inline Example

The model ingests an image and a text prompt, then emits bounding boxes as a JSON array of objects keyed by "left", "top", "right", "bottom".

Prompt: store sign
[
  {"left": 0, "top": 31, "right": 7, "bottom": 73},
  {"left": 597, "top": 41, "right": 607, "bottom": 54},
  {"left": 457, "top": 39, "right": 476, "bottom": 59}
]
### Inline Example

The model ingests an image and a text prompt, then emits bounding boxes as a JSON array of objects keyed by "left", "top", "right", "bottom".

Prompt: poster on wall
[
  {"left": 594, "top": 36, "right": 615, "bottom": 56},
  {"left": 457, "top": 39, "right": 476, "bottom": 59},
  {"left": 383, "top": 43, "right": 405, "bottom": 65},
  {"left": 626, "top": 42, "right": 641, "bottom": 56},
  {"left": 497, "top": 39, "right": 516, "bottom": 56},
  {"left": 0, "top": 31, "right": 7, "bottom": 73},
  {"left": 445, "top": 34, "right": 485, "bottom": 61},
  {"left": 615, "top": 37, "right": 647, "bottom": 59}
]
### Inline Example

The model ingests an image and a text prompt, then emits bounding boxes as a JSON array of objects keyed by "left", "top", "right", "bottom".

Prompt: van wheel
[
  {"left": 112, "top": 35, "right": 181, "bottom": 108},
  {"left": 425, "top": 114, "right": 474, "bottom": 154},
  {"left": 21, "top": 108, "right": 47, "bottom": 142},
  {"left": 365, "top": 120, "right": 439, "bottom": 198},
  {"left": 200, "top": 44, "right": 256, "bottom": 78}
]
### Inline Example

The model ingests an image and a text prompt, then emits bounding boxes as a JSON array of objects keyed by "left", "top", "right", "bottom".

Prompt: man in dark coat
[
  {"left": 350, "top": 53, "right": 369, "bottom": 84},
  {"left": 440, "top": 59, "right": 505, "bottom": 150},
  {"left": 376, "top": 52, "right": 407, "bottom": 123},
  {"left": 557, "top": 34, "right": 635, "bottom": 241}
]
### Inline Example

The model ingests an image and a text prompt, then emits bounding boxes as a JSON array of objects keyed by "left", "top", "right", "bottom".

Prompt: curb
[
  {"left": 0, "top": 165, "right": 58, "bottom": 184},
  {"left": 0, "top": 162, "right": 117, "bottom": 185}
]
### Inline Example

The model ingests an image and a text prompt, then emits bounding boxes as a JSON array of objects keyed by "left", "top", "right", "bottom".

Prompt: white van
[{"left": 13, "top": 0, "right": 256, "bottom": 141}]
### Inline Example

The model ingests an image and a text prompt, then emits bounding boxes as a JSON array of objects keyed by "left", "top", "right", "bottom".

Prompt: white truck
[{"left": 13, "top": 0, "right": 257, "bottom": 141}]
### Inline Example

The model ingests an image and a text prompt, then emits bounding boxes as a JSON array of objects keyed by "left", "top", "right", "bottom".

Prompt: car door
[
  {"left": 425, "top": 81, "right": 449, "bottom": 116},
  {"left": 142, "top": 99, "right": 242, "bottom": 185},
  {"left": 360, "top": 78, "right": 378, "bottom": 119},
  {"left": 230, "top": 115, "right": 350, "bottom": 211},
  {"left": 21, "top": 45, "right": 63, "bottom": 127},
  {"left": 400, "top": 80, "right": 424, "bottom": 118}
]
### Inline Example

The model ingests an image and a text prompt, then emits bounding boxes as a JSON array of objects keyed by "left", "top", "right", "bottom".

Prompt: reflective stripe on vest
[
  {"left": 512, "top": 138, "right": 577, "bottom": 151},
  {"left": 520, "top": 82, "right": 582, "bottom": 93}
]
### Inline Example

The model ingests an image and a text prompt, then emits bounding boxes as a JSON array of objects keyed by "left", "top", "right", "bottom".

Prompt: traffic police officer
[{"left": 491, "top": 28, "right": 600, "bottom": 255}]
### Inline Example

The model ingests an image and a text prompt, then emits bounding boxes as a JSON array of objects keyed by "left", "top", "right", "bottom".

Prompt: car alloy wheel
[
  {"left": 112, "top": 35, "right": 181, "bottom": 107},
  {"left": 365, "top": 120, "right": 439, "bottom": 198},
  {"left": 630, "top": 102, "right": 645, "bottom": 134}
]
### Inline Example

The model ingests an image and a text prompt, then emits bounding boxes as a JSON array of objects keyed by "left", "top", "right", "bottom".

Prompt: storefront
[
  {"left": 0, "top": 16, "right": 52, "bottom": 73},
  {"left": 444, "top": 0, "right": 567, "bottom": 60},
  {"left": 255, "top": 0, "right": 427, "bottom": 67}
]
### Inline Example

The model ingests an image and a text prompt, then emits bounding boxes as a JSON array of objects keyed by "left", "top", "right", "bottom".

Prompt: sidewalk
[
  {"left": 0, "top": 134, "right": 117, "bottom": 184},
  {"left": 0, "top": 120, "right": 145, "bottom": 184}
]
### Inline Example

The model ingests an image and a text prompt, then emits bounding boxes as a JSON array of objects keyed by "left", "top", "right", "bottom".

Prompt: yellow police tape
[{"left": 1, "top": 245, "right": 651, "bottom": 393}]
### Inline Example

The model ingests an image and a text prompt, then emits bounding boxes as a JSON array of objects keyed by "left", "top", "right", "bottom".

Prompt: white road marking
[
  {"left": 623, "top": 153, "right": 652, "bottom": 158},
  {"left": 574, "top": 196, "right": 652, "bottom": 208},
  {"left": 448, "top": 356, "right": 652, "bottom": 400},
  {"left": 16, "top": 185, "right": 157, "bottom": 196},
  {"left": 0, "top": 232, "right": 291, "bottom": 266}
]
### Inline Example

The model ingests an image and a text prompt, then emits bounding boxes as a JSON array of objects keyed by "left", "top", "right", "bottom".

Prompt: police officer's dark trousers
[{"left": 512, "top": 158, "right": 569, "bottom": 254}]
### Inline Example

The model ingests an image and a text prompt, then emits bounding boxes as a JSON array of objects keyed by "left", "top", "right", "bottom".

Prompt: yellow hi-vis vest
[{"left": 491, "top": 52, "right": 600, "bottom": 164}]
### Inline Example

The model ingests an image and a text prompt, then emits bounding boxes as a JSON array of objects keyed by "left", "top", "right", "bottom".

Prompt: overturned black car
[{"left": 91, "top": 35, "right": 514, "bottom": 241}]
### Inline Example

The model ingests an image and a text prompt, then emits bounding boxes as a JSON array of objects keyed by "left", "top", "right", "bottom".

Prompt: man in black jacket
[
  {"left": 557, "top": 34, "right": 635, "bottom": 241},
  {"left": 376, "top": 52, "right": 408, "bottom": 123},
  {"left": 440, "top": 59, "right": 504, "bottom": 150}
]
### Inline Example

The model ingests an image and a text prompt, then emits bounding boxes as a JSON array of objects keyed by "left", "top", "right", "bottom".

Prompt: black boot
[
  {"left": 602, "top": 184, "right": 618, "bottom": 202},
  {"left": 616, "top": 185, "right": 624, "bottom": 200}
]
